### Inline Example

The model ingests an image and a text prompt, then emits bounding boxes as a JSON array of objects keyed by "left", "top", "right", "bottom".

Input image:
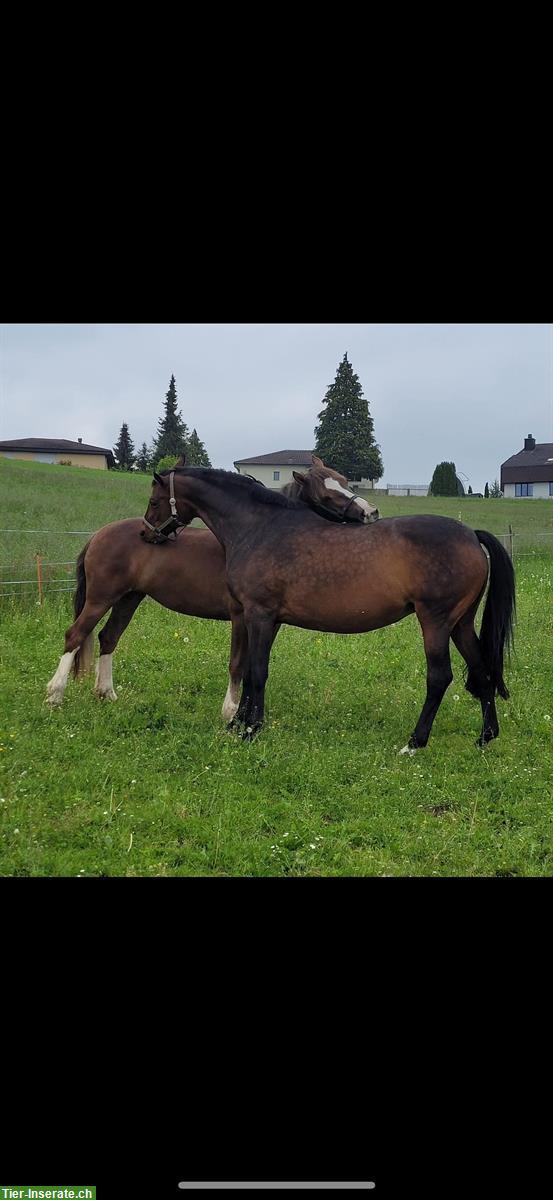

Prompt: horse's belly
[{"left": 279, "top": 594, "right": 412, "bottom": 634}]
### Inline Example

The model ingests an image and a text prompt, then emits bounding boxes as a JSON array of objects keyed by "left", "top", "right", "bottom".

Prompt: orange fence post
[{"left": 36, "top": 553, "right": 43, "bottom": 605}]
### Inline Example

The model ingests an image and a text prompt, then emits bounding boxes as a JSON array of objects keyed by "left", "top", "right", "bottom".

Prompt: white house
[
  {"left": 234, "top": 450, "right": 314, "bottom": 489},
  {"left": 500, "top": 435, "right": 553, "bottom": 499}
]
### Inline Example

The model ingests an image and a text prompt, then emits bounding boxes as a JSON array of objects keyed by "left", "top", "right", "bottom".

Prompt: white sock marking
[
  {"left": 95, "top": 653, "right": 117, "bottom": 700},
  {"left": 221, "top": 677, "right": 241, "bottom": 720},
  {"left": 46, "top": 650, "right": 77, "bottom": 705}
]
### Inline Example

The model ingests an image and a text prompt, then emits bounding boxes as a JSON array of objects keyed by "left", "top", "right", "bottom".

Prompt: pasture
[{"left": 1, "top": 456, "right": 552, "bottom": 876}]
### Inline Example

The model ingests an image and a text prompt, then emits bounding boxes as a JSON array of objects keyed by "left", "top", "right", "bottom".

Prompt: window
[
  {"left": 515, "top": 483, "right": 533, "bottom": 496},
  {"left": 273, "top": 470, "right": 280, "bottom": 481},
  {"left": 550, "top": 482, "right": 553, "bottom": 496}
]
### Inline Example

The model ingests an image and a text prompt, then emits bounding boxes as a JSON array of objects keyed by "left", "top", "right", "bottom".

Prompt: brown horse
[
  {"left": 142, "top": 466, "right": 516, "bottom": 751},
  {"left": 46, "top": 458, "right": 378, "bottom": 711}
]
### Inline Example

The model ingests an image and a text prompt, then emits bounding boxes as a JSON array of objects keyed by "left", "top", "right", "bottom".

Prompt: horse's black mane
[{"left": 158, "top": 466, "right": 303, "bottom": 509}]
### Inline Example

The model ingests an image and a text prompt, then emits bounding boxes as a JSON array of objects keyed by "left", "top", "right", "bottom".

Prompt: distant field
[{"left": 1, "top": 456, "right": 552, "bottom": 877}]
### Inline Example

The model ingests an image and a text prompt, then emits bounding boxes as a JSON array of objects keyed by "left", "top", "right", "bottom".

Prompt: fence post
[
  {"left": 35, "top": 553, "right": 43, "bottom": 605},
  {"left": 509, "top": 523, "right": 514, "bottom": 559}
]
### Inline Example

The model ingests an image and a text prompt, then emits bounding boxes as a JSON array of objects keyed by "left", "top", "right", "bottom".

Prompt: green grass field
[{"left": 1, "top": 456, "right": 553, "bottom": 876}]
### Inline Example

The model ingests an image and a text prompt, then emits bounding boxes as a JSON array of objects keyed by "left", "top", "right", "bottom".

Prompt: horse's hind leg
[
  {"left": 46, "top": 600, "right": 112, "bottom": 706},
  {"left": 401, "top": 610, "right": 453, "bottom": 753},
  {"left": 451, "top": 616, "right": 499, "bottom": 746},
  {"left": 222, "top": 611, "right": 249, "bottom": 720},
  {"left": 96, "top": 591, "right": 145, "bottom": 700}
]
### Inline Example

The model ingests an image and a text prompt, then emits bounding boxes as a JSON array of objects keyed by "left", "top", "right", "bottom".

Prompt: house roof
[
  {"left": 501, "top": 441, "right": 553, "bottom": 485},
  {"left": 234, "top": 449, "right": 314, "bottom": 467},
  {"left": 0, "top": 437, "right": 115, "bottom": 465}
]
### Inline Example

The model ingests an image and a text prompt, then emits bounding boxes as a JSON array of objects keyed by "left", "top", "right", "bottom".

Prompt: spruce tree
[
  {"left": 314, "top": 353, "right": 383, "bottom": 482},
  {"left": 490, "top": 479, "right": 503, "bottom": 498},
  {"left": 429, "top": 461, "right": 458, "bottom": 496},
  {"left": 152, "top": 374, "right": 189, "bottom": 461},
  {"left": 113, "top": 422, "right": 135, "bottom": 471},
  {"left": 484, "top": 482, "right": 489, "bottom": 498},
  {"left": 186, "top": 428, "right": 212, "bottom": 467},
  {"left": 136, "top": 442, "right": 151, "bottom": 472}
]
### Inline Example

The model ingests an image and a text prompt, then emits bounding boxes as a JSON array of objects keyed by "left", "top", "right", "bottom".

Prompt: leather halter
[
  {"left": 308, "top": 492, "right": 360, "bottom": 523},
  {"left": 143, "top": 471, "right": 187, "bottom": 543}
]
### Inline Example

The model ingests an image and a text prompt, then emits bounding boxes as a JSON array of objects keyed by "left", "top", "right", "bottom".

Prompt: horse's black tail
[
  {"left": 72, "top": 540, "right": 95, "bottom": 678},
  {"left": 474, "top": 530, "right": 516, "bottom": 700}
]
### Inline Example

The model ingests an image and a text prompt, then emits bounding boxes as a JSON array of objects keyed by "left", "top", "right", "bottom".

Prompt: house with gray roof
[
  {"left": 0, "top": 437, "right": 115, "bottom": 470},
  {"left": 234, "top": 450, "right": 314, "bottom": 489},
  {"left": 500, "top": 435, "right": 553, "bottom": 498}
]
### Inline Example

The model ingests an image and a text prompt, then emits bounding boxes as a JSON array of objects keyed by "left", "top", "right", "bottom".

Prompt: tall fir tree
[
  {"left": 314, "top": 353, "right": 383, "bottom": 481},
  {"left": 113, "top": 422, "right": 135, "bottom": 471},
  {"left": 429, "top": 462, "right": 458, "bottom": 496},
  {"left": 136, "top": 442, "right": 151, "bottom": 472},
  {"left": 484, "top": 482, "right": 490, "bottom": 498},
  {"left": 152, "top": 374, "right": 189, "bottom": 461},
  {"left": 186, "top": 428, "right": 212, "bottom": 467}
]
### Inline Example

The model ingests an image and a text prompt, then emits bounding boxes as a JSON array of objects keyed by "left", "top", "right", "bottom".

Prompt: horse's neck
[{"left": 185, "top": 480, "right": 257, "bottom": 548}]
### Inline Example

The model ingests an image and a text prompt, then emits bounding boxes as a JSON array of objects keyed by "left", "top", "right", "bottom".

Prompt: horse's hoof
[
  {"left": 241, "top": 724, "right": 261, "bottom": 741},
  {"left": 398, "top": 744, "right": 416, "bottom": 756},
  {"left": 94, "top": 687, "right": 117, "bottom": 701},
  {"left": 46, "top": 683, "right": 64, "bottom": 706}
]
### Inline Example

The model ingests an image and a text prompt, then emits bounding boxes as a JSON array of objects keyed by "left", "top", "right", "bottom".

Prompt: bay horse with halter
[
  {"left": 46, "top": 457, "right": 378, "bottom": 711},
  {"left": 141, "top": 466, "right": 515, "bottom": 751}
]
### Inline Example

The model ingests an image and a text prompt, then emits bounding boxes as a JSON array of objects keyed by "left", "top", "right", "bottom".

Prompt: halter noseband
[
  {"left": 308, "top": 492, "right": 360, "bottom": 523},
  {"left": 143, "top": 471, "right": 187, "bottom": 543}
]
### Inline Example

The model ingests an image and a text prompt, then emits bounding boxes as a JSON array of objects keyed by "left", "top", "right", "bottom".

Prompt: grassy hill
[{"left": 1, "top": 455, "right": 552, "bottom": 601}]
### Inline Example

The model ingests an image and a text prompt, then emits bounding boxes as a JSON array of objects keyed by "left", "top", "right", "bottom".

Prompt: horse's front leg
[
  {"left": 228, "top": 612, "right": 276, "bottom": 740},
  {"left": 223, "top": 618, "right": 281, "bottom": 722}
]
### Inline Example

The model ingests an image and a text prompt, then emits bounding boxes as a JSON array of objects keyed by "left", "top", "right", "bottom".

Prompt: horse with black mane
[
  {"left": 46, "top": 457, "right": 377, "bottom": 712},
  {"left": 141, "top": 465, "right": 516, "bottom": 751}
]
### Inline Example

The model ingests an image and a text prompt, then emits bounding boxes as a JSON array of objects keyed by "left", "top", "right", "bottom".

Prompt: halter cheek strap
[
  {"left": 309, "top": 493, "right": 359, "bottom": 523},
  {"left": 143, "top": 471, "right": 187, "bottom": 543}
]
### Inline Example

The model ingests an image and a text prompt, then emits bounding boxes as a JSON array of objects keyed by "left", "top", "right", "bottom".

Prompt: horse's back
[{"left": 82, "top": 520, "right": 229, "bottom": 618}]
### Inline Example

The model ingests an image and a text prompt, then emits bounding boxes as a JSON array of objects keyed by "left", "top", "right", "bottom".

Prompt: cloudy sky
[{"left": 1, "top": 324, "right": 551, "bottom": 490}]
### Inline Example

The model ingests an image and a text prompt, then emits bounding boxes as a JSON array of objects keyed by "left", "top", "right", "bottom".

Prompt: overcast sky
[{"left": 1, "top": 324, "right": 551, "bottom": 490}]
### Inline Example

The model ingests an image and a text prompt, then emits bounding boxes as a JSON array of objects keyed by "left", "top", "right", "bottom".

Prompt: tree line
[
  {"left": 113, "top": 375, "right": 211, "bottom": 471},
  {"left": 112, "top": 358, "right": 502, "bottom": 496}
]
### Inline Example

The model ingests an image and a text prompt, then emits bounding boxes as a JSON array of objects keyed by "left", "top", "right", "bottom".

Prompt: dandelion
[
  {"left": 14, "top": 828, "right": 20, "bottom": 835},
  {"left": 183, "top": 637, "right": 190, "bottom": 643},
  {"left": 453, "top": 695, "right": 460, "bottom": 702},
  {"left": 544, "top": 715, "right": 551, "bottom": 722}
]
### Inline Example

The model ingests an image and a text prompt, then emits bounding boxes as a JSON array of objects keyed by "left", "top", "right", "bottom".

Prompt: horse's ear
[
  {"left": 175, "top": 454, "right": 186, "bottom": 467},
  {"left": 311, "top": 454, "right": 324, "bottom": 468},
  {"left": 153, "top": 472, "right": 166, "bottom": 486},
  {"left": 293, "top": 470, "right": 307, "bottom": 485}
]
